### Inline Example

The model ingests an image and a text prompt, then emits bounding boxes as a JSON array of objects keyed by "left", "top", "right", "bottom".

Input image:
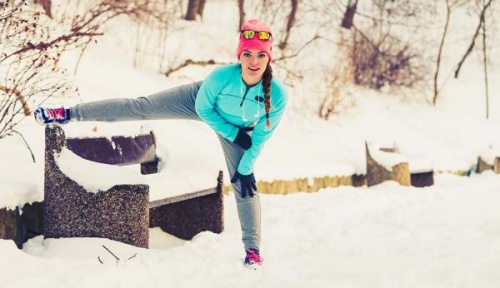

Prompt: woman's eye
[
  {"left": 243, "top": 52, "right": 251, "bottom": 57},
  {"left": 258, "top": 53, "right": 267, "bottom": 58}
]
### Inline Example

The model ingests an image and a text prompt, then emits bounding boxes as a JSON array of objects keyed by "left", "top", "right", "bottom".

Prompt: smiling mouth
[{"left": 249, "top": 67, "right": 260, "bottom": 71}]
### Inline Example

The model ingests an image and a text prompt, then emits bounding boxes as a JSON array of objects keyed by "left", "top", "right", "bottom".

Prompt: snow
[
  {"left": 366, "top": 142, "right": 408, "bottom": 171},
  {"left": 1, "top": 0, "right": 500, "bottom": 287},
  {"left": 479, "top": 143, "right": 500, "bottom": 166},
  {"left": 56, "top": 147, "right": 147, "bottom": 193},
  {"left": 2, "top": 174, "right": 500, "bottom": 287}
]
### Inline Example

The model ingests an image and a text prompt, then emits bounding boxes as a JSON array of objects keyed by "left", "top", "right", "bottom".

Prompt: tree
[
  {"left": 453, "top": 0, "right": 494, "bottom": 79},
  {"left": 238, "top": 0, "right": 245, "bottom": 29},
  {"left": 278, "top": 0, "right": 298, "bottom": 50},
  {"left": 481, "top": 0, "right": 490, "bottom": 119},
  {"left": 185, "top": 0, "right": 206, "bottom": 21},
  {"left": 0, "top": 0, "right": 156, "bottom": 140},
  {"left": 0, "top": 1, "right": 78, "bottom": 140},
  {"left": 433, "top": 0, "right": 452, "bottom": 106},
  {"left": 341, "top": 0, "right": 358, "bottom": 29},
  {"left": 341, "top": 0, "right": 433, "bottom": 91},
  {"left": 34, "top": 0, "right": 51, "bottom": 18},
  {"left": 432, "top": 0, "right": 494, "bottom": 107}
]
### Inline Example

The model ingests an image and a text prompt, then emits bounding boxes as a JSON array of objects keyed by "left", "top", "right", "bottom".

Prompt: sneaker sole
[{"left": 245, "top": 263, "right": 261, "bottom": 270}]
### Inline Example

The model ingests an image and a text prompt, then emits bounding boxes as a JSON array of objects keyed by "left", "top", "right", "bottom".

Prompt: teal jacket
[{"left": 195, "top": 63, "right": 288, "bottom": 175}]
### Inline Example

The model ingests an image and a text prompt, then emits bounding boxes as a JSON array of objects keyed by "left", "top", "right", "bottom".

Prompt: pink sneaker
[
  {"left": 244, "top": 249, "right": 263, "bottom": 269},
  {"left": 34, "top": 107, "right": 70, "bottom": 125}
]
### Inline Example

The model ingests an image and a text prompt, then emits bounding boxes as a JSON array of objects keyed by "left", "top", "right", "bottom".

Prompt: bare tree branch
[
  {"left": 482, "top": 0, "right": 490, "bottom": 119},
  {"left": 11, "top": 129, "right": 36, "bottom": 163},
  {"left": 341, "top": 0, "right": 358, "bottom": 29},
  {"left": 164, "top": 59, "right": 224, "bottom": 77},
  {"left": 274, "top": 34, "right": 321, "bottom": 62},
  {"left": 433, "top": 0, "right": 451, "bottom": 106},
  {"left": 0, "top": 84, "right": 31, "bottom": 116},
  {"left": 454, "top": 0, "right": 494, "bottom": 78},
  {"left": 278, "top": 0, "right": 298, "bottom": 50}
]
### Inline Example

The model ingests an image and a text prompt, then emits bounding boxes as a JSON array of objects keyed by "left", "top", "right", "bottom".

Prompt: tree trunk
[
  {"left": 34, "top": 0, "right": 52, "bottom": 18},
  {"left": 279, "top": 0, "right": 298, "bottom": 50},
  {"left": 454, "top": 0, "right": 493, "bottom": 79},
  {"left": 185, "top": 0, "right": 199, "bottom": 21},
  {"left": 433, "top": 0, "right": 451, "bottom": 106},
  {"left": 482, "top": 0, "right": 489, "bottom": 119},
  {"left": 238, "top": 0, "right": 245, "bottom": 30},
  {"left": 341, "top": 0, "right": 358, "bottom": 29},
  {"left": 197, "top": 0, "right": 206, "bottom": 20}
]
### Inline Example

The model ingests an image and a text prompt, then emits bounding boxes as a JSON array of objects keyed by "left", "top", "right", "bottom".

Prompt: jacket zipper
[{"left": 240, "top": 84, "right": 250, "bottom": 106}]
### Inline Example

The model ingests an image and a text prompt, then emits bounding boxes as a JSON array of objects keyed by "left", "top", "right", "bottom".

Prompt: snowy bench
[
  {"left": 365, "top": 142, "right": 411, "bottom": 187},
  {"left": 44, "top": 125, "right": 223, "bottom": 248},
  {"left": 477, "top": 145, "right": 500, "bottom": 174},
  {"left": 365, "top": 142, "right": 433, "bottom": 187}
]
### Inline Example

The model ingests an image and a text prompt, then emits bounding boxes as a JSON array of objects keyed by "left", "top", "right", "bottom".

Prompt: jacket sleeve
[
  {"left": 195, "top": 69, "right": 239, "bottom": 141},
  {"left": 237, "top": 85, "right": 288, "bottom": 175}
]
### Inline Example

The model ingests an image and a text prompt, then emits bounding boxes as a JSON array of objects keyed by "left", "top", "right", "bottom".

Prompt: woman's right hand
[{"left": 233, "top": 129, "right": 252, "bottom": 150}]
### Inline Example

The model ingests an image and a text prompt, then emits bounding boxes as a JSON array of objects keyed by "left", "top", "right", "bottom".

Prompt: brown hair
[{"left": 262, "top": 63, "right": 273, "bottom": 128}]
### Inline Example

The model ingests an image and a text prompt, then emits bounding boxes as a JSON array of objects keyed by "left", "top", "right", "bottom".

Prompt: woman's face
[{"left": 239, "top": 49, "right": 269, "bottom": 85}]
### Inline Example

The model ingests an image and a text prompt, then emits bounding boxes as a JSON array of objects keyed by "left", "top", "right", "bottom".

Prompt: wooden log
[
  {"left": 227, "top": 175, "right": 355, "bottom": 195},
  {"left": 340, "top": 175, "right": 354, "bottom": 186}
]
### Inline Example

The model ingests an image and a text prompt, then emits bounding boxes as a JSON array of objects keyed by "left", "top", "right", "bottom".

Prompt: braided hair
[{"left": 262, "top": 63, "right": 273, "bottom": 128}]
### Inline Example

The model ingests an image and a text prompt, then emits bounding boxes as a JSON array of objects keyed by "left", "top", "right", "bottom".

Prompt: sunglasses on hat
[{"left": 241, "top": 30, "right": 272, "bottom": 41}]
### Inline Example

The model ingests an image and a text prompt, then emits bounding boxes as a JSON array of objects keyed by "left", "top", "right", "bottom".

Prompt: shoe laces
[
  {"left": 246, "top": 249, "right": 263, "bottom": 264},
  {"left": 47, "top": 107, "right": 66, "bottom": 120}
]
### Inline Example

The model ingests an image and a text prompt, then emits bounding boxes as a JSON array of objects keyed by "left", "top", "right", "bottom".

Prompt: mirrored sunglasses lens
[
  {"left": 242, "top": 30, "right": 255, "bottom": 39},
  {"left": 258, "top": 31, "right": 271, "bottom": 40}
]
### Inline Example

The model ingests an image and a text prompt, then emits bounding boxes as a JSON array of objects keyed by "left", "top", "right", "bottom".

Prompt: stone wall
[{"left": 0, "top": 202, "right": 43, "bottom": 248}]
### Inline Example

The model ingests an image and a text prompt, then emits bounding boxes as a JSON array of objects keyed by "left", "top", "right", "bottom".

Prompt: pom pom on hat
[{"left": 236, "top": 19, "right": 273, "bottom": 62}]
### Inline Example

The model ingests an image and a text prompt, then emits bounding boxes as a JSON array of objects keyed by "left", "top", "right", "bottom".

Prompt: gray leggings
[{"left": 70, "top": 81, "right": 261, "bottom": 251}]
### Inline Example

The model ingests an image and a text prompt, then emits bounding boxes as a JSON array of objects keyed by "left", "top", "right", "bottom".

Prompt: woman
[{"left": 35, "top": 19, "right": 288, "bottom": 268}]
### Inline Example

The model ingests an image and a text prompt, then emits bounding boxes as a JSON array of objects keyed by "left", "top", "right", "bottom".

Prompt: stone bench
[
  {"left": 44, "top": 125, "right": 223, "bottom": 248},
  {"left": 365, "top": 141, "right": 433, "bottom": 187},
  {"left": 477, "top": 145, "right": 500, "bottom": 174},
  {"left": 365, "top": 141, "right": 411, "bottom": 187},
  {"left": 0, "top": 202, "right": 43, "bottom": 248}
]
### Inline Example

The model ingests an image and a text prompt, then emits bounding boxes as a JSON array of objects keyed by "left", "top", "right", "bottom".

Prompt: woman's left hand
[{"left": 231, "top": 171, "right": 257, "bottom": 197}]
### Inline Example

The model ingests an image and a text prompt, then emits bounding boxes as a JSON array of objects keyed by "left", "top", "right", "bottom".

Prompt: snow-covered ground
[
  {"left": 2, "top": 173, "right": 500, "bottom": 287},
  {"left": 1, "top": 1, "right": 500, "bottom": 287}
]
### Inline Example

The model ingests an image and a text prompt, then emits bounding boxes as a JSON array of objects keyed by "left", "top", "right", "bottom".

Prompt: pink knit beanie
[{"left": 236, "top": 19, "right": 273, "bottom": 62}]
